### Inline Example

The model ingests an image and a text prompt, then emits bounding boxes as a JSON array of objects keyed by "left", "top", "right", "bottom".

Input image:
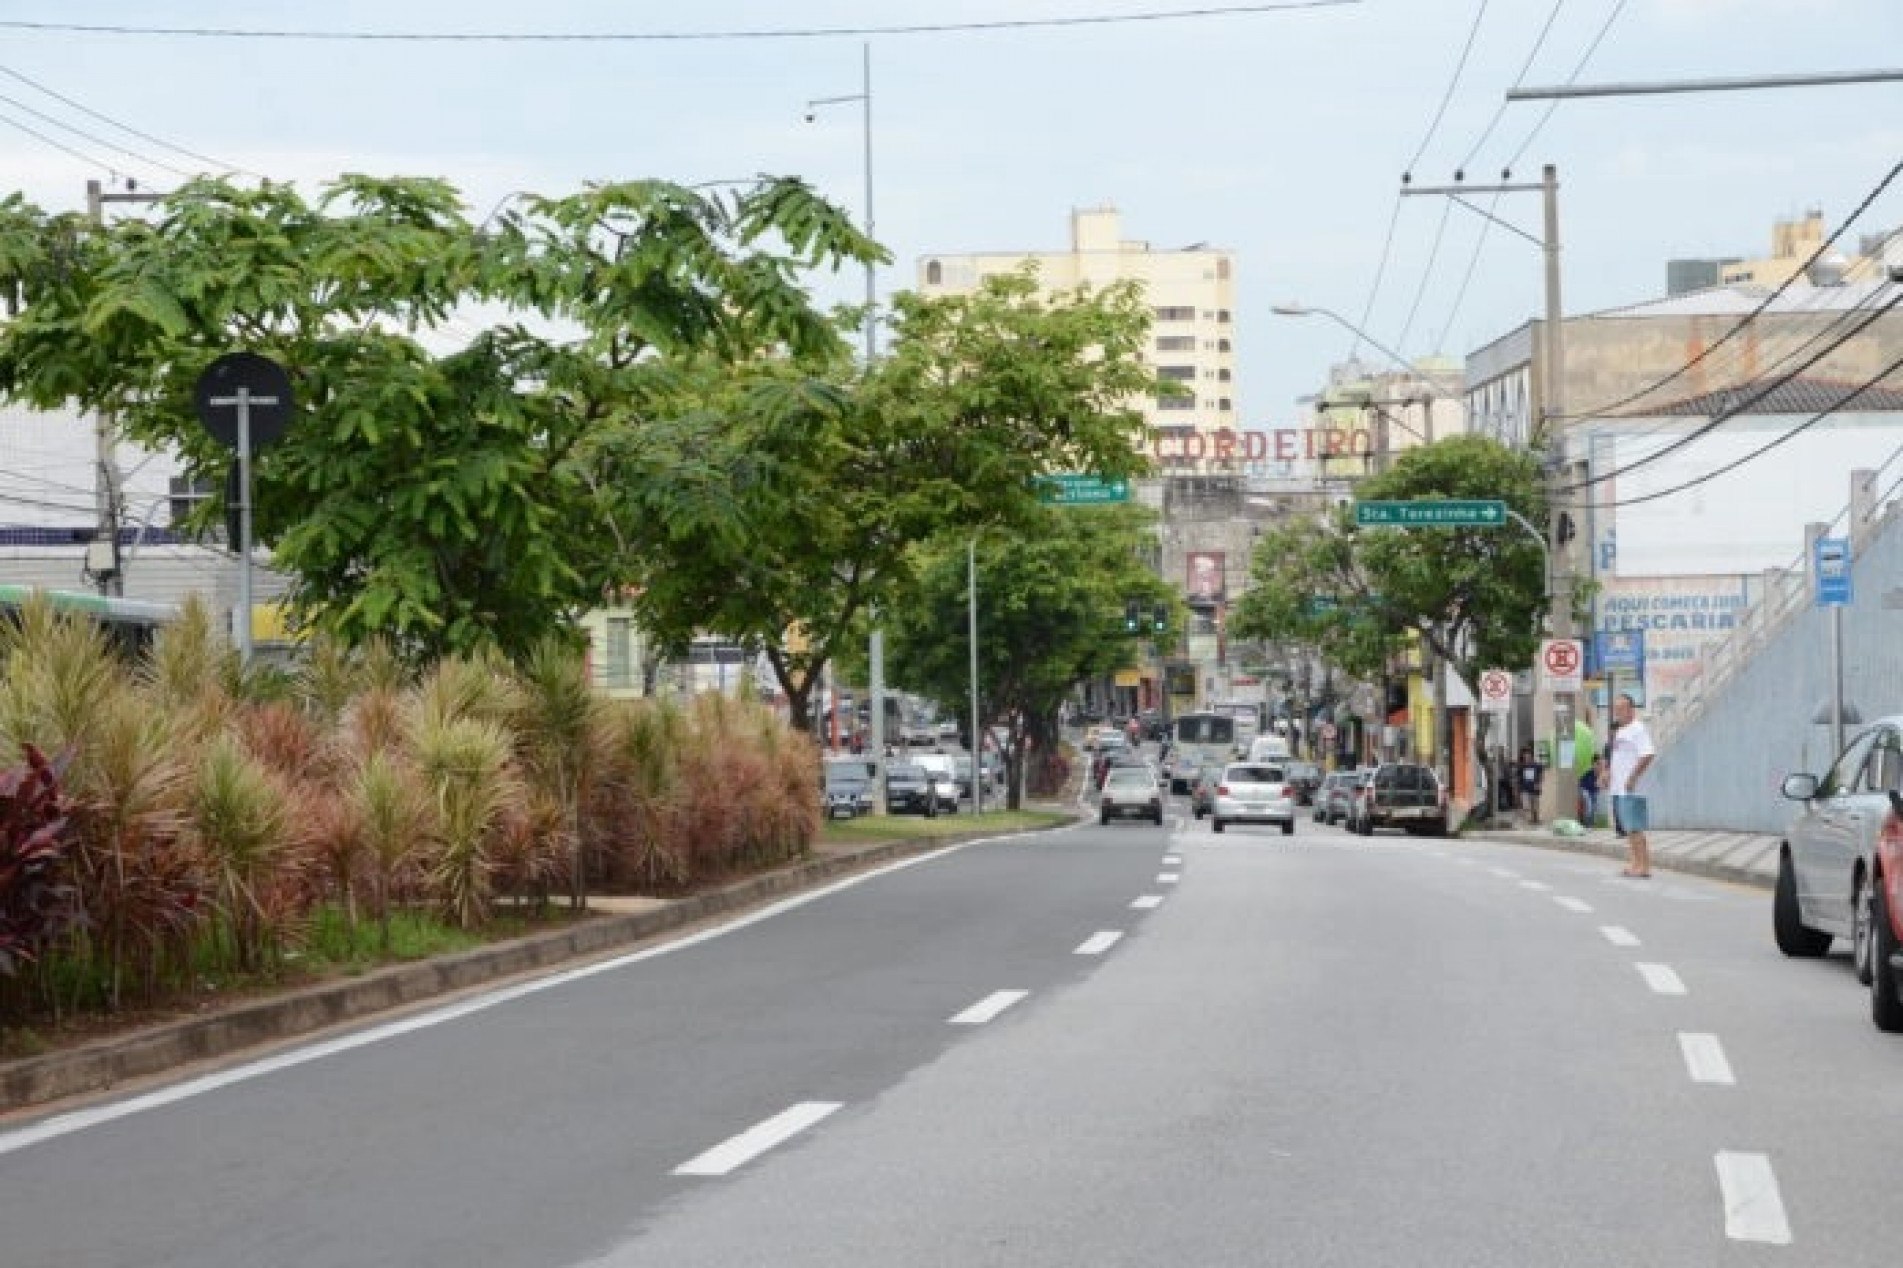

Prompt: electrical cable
[
  {"left": 0, "top": 62, "right": 249, "bottom": 176},
  {"left": 1455, "top": 0, "right": 1565, "bottom": 178},
  {"left": 1558, "top": 154, "right": 1903, "bottom": 422},
  {"left": 1402, "top": 0, "right": 1491, "bottom": 178},
  {"left": 0, "top": 104, "right": 121, "bottom": 177},
  {"left": 0, "top": 87, "right": 193, "bottom": 179},
  {"left": 1348, "top": 197, "right": 1404, "bottom": 362},
  {"left": 1606, "top": 348, "right": 1903, "bottom": 508},
  {"left": 0, "top": 3, "right": 1362, "bottom": 42},
  {"left": 1557, "top": 290, "right": 1903, "bottom": 493},
  {"left": 1393, "top": 199, "right": 1452, "bottom": 352}
]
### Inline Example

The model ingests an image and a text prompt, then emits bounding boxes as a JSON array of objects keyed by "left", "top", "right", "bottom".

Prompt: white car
[
  {"left": 1777, "top": 717, "right": 1903, "bottom": 980},
  {"left": 1211, "top": 762, "right": 1296, "bottom": 836}
]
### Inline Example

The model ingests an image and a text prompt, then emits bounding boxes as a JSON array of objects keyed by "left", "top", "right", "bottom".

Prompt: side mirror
[{"left": 1781, "top": 773, "right": 1819, "bottom": 802}]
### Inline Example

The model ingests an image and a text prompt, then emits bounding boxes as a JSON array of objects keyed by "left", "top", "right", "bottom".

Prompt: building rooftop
[
  {"left": 1587, "top": 277, "right": 1901, "bottom": 320},
  {"left": 1649, "top": 374, "right": 1903, "bottom": 416}
]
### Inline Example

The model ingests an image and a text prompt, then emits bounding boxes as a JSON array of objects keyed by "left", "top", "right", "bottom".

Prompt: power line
[
  {"left": 1560, "top": 290, "right": 1903, "bottom": 494},
  {"left": 1402, "top": 0, "right": 1491, "bottom": 177},
  {"left": 0, "top": 87, "right": 193, "bottom": 179},
  {"left": 1394, "top": 198, "right": 1452, "bottom": 352},
  {"left": 1501, "top": 0, "right": 1628, "bottom": 174},
  {"left": 1456, "top": 0, "right": 1566, "bottom": 177},
  {"left": 1348, "top": 197, "right": 1405, "bottom": 362},
  {"left": 0, "top": 104, "right": 120, "bottom": 177},
  {"left": 0, "top": 3, "right": 1361, "bottom": 42},
  {"left": 0, "top": 62, "right": 249, "bottom": 176},
  {"left": 1559, "top": 154, "right": 1903, "bottom": 422},
  {"left": 1607, "top": 348, "right": 1903, "bottom": 508}
]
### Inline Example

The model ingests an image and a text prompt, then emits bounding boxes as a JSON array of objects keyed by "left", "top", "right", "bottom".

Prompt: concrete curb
[
  {"left": 2, "top": 814, "right": 1072, "bottom": 1115},
  {"left": 1464, "top": 829, "right": 1777, "bottom": 892}
]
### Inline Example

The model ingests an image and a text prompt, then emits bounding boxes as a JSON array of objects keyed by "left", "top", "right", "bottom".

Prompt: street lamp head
[
  {"left": 1271, "top": 303, "right": 1312, "bottom": 317},
  {"left": 803, "top": 111, "right": 816, "bottom": 123}
]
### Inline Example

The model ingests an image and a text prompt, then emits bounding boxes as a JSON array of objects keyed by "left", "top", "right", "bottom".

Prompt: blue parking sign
[{"left": 1815, "top": 537, "right": 1853, "bottom": 608}]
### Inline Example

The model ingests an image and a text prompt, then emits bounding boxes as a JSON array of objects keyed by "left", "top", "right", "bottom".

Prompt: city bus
[
  {"left": 1211, "top": 701, "right": 1262, "bottom": 752},
  {"left": 1166, "top": 711, "right": 1239, "bottom": 793}
]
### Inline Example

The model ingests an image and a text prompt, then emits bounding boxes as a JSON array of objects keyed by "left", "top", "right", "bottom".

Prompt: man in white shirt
[{"left": 1608, "top": 692, "right": 1658, "bottom": 877}]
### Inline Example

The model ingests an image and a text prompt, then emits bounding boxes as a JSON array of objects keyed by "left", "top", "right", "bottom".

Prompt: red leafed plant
[{"left": 0, "top": 744, "right": 83, "bottom": 977}]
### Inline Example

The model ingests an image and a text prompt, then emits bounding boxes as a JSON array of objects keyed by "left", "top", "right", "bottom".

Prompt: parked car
[
  {"left": 1284, "top": 760, "right": 1323, "bottom": 807},
  {"left": 1353, "top": 762, "right": 1447, "bottom": 836},
  {"left": 1873, "top": 790, "right": 1903, "bottom": 1032},
  {"left": 1211, "top": 762, "right": 1295, "bottom": 835},
  {"left": 821, "top": 759, "right": 877, "bottom": 819},
  {"left": 1317, "top": 770, "right": 1366, "bottom": 825},
  {"left": 913, "top": 752, "right": 961, "bottom": 813},
  {"left": 884, "top": 762, "right": 939, "bottom": 817},
  {"left": 1339, "top": 770, "right": 1377, "bottom": 832},
  {"left": 1776, "top": 718, "right": 1903, "bottom": 993},
  {"left": 1100, "top": 765, "right": 1165, "bottom": 825}
]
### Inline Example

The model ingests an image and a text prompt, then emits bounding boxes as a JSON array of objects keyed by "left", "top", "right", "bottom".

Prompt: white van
[{"left": 1247, "top": 733, "right": 1292, "bottom": 763}]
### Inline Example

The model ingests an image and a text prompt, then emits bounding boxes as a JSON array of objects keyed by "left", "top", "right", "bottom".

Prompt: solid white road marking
[
  {"left": 674, "top": 1102, "right": 842, "bottom": 1177},
  {"left": 1714, "top": 1152, "right": 1792, "bottom": 1245},
  {"left": 0, "top": 832, "right": 1005, "bottom": 1159},
  {"left": 1158, "top": 872, "right": 1180, "bottom": 884},
  {"left": 1130, "top": 895, "right": 1164, "bottom": 910},
  {"left": 1679, "top": 1032, "right": 1736, "bottom": 1085},
  {"left": 1519, "top": 879, "right": 1553, "bottom": 892},
  {"left": 1600, "top": 925, "right": 1642, "bottom": 947},
  {"left": 1554, "top": 896, "right": 1594, "bottom": 914},
  {"left": 1074, "top": 931, "right": 1124, "bottom": 956},
  {"left": 1636, "top": 962, "right": 1688, "bottom": 995},
  {"left": 949, "top": 990, "right": 1029, "bottom": 1026}
]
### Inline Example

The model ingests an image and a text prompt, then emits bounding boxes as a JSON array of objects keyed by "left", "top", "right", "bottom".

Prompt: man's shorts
[{"left": 1612, "top": 794, "right": 1649, "bottom": 836}]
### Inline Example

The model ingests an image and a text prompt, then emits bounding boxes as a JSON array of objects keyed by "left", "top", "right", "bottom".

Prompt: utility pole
[{"left": 84, "top": 180, "right": 166, "bottom": 597}]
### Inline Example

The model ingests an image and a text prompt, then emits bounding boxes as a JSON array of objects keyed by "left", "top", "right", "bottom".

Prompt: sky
[{"left": 0, "top": 0, "right": 1899, "bottom": 423}]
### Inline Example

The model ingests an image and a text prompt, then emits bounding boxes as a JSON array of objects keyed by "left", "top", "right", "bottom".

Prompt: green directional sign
[
  {"left": 1355, "top": 499, "right": 1506, "bottom": 528},
  {"left": 1037, "top": 474, "right": 1131, "bottom": 505}
]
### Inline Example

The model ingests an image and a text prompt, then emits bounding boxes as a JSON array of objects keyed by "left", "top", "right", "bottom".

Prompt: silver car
[
  {"left": 1212, "top": 762, "right": 1296, "bottom": 836},
  {"left": 1778, "top": 716, "right": 1903, "bottom": 981}
]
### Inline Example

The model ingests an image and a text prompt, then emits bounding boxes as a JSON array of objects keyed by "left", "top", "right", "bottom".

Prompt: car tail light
[{"left": 1217, "top": 784, "right": 1230, "bottom": 796}]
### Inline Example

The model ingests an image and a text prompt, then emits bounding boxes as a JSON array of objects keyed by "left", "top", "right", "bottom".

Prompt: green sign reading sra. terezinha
[
  {"left": 1354, "top": 499, "right": 1505, "bottom": 528},
  {"left": 1037, "top": 474, "right": 1131, "bottom": 505}
]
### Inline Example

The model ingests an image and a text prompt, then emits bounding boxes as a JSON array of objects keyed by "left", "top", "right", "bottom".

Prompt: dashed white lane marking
[
  {"left": 1162, "top": 855, "right": 1182, "bottom": 866},
  {"left": 1679, "top": 1032, "right": 1736, "bottom": 1085},
  {"left": 1074, "top": 931, "right": 1124, "bottom": 956},
  {"left": 1554, "top": 896, "right": 1594, "bottom": 914},
  {"left": 1600, "top": 925, "right": 1642, "bottom": 947},
  {"left": 674, "top": 1102, "right": 842, "bottom": 1177},
  {"left": 1636, "top": 962, "right": 1688, "bottom": 995},
  {"left": 1714, "top": 1152, "right": 1792, "bottom": 1245},
  {"left": 1519, "top": 879, "right": 1553, "bottom": 892},
  {"left": 1158, "top": 872, "right": 1180, "bottom": 884},
  {"left": 949, "top": 990, "right": 1029, "bottom": 1026},
  {"left": 1130, "top": 895, "right": 1164, "bottom": 910},
  {"left": 1489, "top": 867, "right": 1520, "bottom": 879}
]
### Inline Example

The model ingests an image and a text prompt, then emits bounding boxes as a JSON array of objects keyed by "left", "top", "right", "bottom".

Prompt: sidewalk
[
  {"left": 2, "top": 807, "right": 1082, "bottom": 1116},
  {"left": 1465, "top": 823, "right": 1780, "bottom": 891}
]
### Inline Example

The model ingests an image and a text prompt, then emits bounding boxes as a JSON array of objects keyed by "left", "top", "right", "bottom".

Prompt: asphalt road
[{"left": 3, "top": 792, "right": 1897, "bottom": 1267}]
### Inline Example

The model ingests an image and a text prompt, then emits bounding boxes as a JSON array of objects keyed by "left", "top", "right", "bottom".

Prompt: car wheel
[
  {"left": 1152, "top": 809, "right": 1164, "bottom": 825},
  {"left": 1212, "top": 817, "right": 1226, "bottom": 834},
  {"left": 1853, "top": 872, "right": 1876, "bottom": 985},
  {"left": 1099, "top": 811, "right": 1110, "bottom": 825},
  {"left": 1773, "top": 849, "right": 1832, "bottom": 957},
  {"left": 1872, "top": 875, "right": 1903, "bottom": 1033},
  {"left": 1281, "top": 820, "right": 1294, "bottom": 836}
]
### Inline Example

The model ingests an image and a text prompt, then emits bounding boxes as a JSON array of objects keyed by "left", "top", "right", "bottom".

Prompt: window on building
[
  {"left": 1218, "top": 309, "right": 1232, "bottom": 323},
  {"left": 1218, "top": 368, "right": 1232, "bottom": 382},
  {"left": 1217, "top": 259, "right": 1231, "bottom": 280},
  {"left": 1217, "top": 338, "right": 1232, "bottom": 353},
  {"left": 925, "top": 260, "right": 943, "bottom": 286},
  {"left": 605, "top": 618, "right": 632, "bottom": 689},
  {"left": 1201, "top": 310, "right": 1215, "bottom": 320},
  {"left": 1156, "top": 335, "right": 1196, "bottom": 351},
  {"left": 1157, "top": 365, "right": 1195, "bottom": 381},
  {"left": 1156, "top": 396, "right": 1196, "bottom": 411},
  {"left": 1219, "top": 398, "right": 1233, "bottom": 412},
  {"left": 1154, "top": 305, "right": 1196, "bottom": 322}
]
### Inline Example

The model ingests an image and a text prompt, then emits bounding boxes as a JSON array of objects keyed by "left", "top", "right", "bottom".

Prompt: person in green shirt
[{"left": 1573, "top": 704, "right": 1599, "bottom": 821}]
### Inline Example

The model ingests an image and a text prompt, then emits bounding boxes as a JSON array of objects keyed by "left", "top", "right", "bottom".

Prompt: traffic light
[
  {"left": 1152, "top": 604, "right": 1168, "bottom": 634},
  {"left": 1123, "top": 599, "right": 1141, "bottom": 634}
]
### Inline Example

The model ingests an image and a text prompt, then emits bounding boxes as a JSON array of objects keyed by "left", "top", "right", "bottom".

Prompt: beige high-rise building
[{"left": 917, "top": 207, "right": 1237, "bottom": 454}]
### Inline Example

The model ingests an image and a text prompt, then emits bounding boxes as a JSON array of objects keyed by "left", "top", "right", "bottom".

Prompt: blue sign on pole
[
  {"left": 1596, "top": 628, "right": 1645, "bottom": 675},
  {"left": 1816, "top": 536, "right": 1853, "bottom": 608}
]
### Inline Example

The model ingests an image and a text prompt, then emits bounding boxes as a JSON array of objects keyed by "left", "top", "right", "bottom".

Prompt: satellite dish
[{"left": 1806, "top": 252, "right": 1851, "bottom": 287}]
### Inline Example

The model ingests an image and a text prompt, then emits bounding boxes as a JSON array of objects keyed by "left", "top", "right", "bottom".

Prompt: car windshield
[
  {"left": 1104, "top": 770, "right": 1153, "bottom": 789},
  {"left": 1226, "top": 765, "right": 1283, "bottom": 784}
]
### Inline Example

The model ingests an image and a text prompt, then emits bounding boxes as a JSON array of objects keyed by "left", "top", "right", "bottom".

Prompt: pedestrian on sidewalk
[
  {"left": 1579, "top": 754, "right": 1604, "bottom": 827},
  {"left": 1609, "top": 692, "right": 1658, "bottom": 877},
  {"left": 1517, "top": 743, "right": 1545, "bottom": 824}
]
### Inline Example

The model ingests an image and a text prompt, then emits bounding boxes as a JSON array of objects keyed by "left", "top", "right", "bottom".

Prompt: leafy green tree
[
  {"left": 0, "top": 175, "right": 878, "bottom": 661},
  {"left": 883, "top": 505, "right": 1174, "bottom": 807},
  {"left": 617, "top": 269, "right": 1163, "bottom": 734}
]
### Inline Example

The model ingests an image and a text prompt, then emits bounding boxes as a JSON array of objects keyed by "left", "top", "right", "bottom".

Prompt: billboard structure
[{"left": 1186, "top": 551, "right": 1226, "bottom": 604}]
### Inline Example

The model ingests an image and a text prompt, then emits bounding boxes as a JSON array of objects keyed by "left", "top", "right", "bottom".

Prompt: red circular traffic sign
[
  {"left": 1542, "top": 641, "right": 1582, "bottom": 676},
  {"left": 1480, "top": 670, "right": 1512, "bottom": 702}
]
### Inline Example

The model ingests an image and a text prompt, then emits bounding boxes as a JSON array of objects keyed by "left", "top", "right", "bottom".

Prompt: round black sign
[{"left": 193, "top": 352, "right": 295, "bottom": 451}]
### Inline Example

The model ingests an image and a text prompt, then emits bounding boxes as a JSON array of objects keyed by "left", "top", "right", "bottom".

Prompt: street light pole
[{"left": 969, "top": 536, "right": 983, "bottom": 815}]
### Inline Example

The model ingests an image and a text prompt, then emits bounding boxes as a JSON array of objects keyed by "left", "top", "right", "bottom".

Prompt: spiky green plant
[
  {"left": 186, "top": 734, "right": 293, "bottom": 972},
  {"left": 511, "top": 638, "right": 603, "bottom": 908},
  {"left": 587, "top": 700, "right": 688, "bottom": 889},
  {"left": 0, "top": 595, "right": 125, "bottom": 765},
  {"left": 412, "top": 712, "right": 516, "bottom": 931},
  {"left": 351, "top": 750, "right": 433, "bottom": 952},
  {"left": 413, "top": 651, "right": 522, "bottom": 738},
  {"left": 144, "top": 594, "right": 238, "bottom": 715}
]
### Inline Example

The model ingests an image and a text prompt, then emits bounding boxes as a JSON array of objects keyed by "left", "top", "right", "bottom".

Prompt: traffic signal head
[
  {"left": 1123, "top": 600, "right": 1141, "bottom": 634},
  {"left": 1152, "top": 604, "right": 1168, "bottom": 634}
]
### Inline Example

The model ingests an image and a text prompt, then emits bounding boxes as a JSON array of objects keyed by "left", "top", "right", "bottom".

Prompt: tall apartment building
[{"left": 917, "top": 207, "right": 1237, "bottom": 456}]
